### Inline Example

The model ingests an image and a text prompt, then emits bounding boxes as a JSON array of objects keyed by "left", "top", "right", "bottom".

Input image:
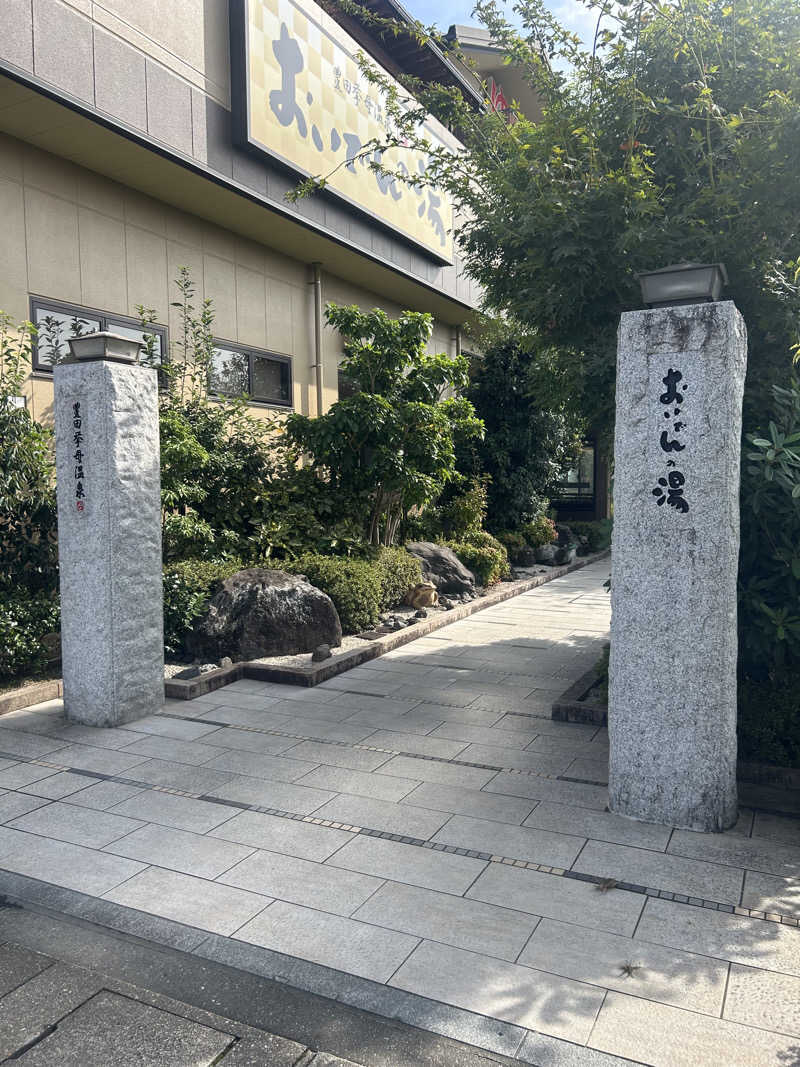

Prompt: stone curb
[
  {"left": 165, "top": 549, "right": 612, "bottom": 698},
  {"left": 0, "top": 679, "right": 63, "bottom": 718}
]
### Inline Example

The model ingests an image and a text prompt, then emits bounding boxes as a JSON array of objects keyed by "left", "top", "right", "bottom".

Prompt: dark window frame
[
  {"left": 29, "top": 296, "right": 168, "bottom": 373},
  {"left": 209, "top": 338, "right": 293, "bottom": 409},
  {"left": 554, "top": 439, "right": 597, "bottom": 512}
]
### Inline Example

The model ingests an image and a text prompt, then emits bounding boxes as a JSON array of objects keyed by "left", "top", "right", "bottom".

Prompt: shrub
[
  {"left": 372, "top": 547, "right": 422, "bottom": 611},
  {"left": 0, "top": 314, "right": 58, "bottom": 594},
  {"left": 739, "top": 378, "right": 800, "bottom": 678},
  {"left": 0, "top": 593, "right": 60, "bottom": 681},
  {"left": 438, "top": 476, "right": 489, "bottom": 540},
  {"left": 520, "top": 515, "right": 557, "bottom": 548},
  {"left": 285, "top": 554, "right": 383, "bottom": 633},
  {"left": 495, "top": 530, "right": 538, "bottom": 565},
  {"left": 162, "top": 558, "right": 242, "bottom": 656},
  {"left": 446, "top": 540, "right": 509, "bottom": 587},
  {"left": 568, "top": 520, "right": 613, "bottom": 553},
  {"left": 738, "top": 674, "right": 800, "bottom": 769}
]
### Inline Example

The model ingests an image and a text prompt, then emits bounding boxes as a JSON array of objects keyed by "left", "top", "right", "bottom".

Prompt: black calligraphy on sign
[
  {"left": 651, "top": 367, "right": 690, "bottom": 513},
  {"left": 72, "top": 400, "right": 86, "bottom": 513},
  {"left": 269, "top": 21, "right": 447, "bottom": 249}
]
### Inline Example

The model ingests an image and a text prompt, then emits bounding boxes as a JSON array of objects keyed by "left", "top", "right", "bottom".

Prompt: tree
[
  {"left": 306, "top": 0, "right": 800, "bottom": 445},
  {"left": 286, "top": 304, "right": 483, "bottom": 546},
  {"left": 459, "top": 326, "right": 584, "bottom": 529}
]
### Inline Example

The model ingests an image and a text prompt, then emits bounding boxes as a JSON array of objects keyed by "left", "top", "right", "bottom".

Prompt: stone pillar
[
  {"left": 54, "top": 336, "right": 164, "bottom": 726},
  {"left": 608, "top": 301, "right": 746, "bottom": 831}
]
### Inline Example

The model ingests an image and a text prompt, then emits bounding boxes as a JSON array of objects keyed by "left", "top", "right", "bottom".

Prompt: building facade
[{"left": 0, "top": 0, "right": 482, "bottom": 424}]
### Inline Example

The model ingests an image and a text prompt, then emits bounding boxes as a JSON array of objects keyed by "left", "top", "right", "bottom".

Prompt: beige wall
[{"left": 0, "top": 131, "right": 458, "bottom": 425}]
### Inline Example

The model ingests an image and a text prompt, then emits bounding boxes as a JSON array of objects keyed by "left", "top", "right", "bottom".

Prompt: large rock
[
  {"left": 406, "top": 542, "right": 477, "bottom": 596},
  {"left": 186, "top": 569, "right": 342, "bottom": 661}
]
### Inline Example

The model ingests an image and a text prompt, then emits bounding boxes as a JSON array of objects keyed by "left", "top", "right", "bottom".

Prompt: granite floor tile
[
  {"left": 0, "top": 942, "right": 54, "bottom": 998},
  {"left": 353, "top": 730, "right": 469, "bottom": 760},
  {"left": 0, "top": 790, "right": 50, "bottom": 822},
  {"left": 181, "top": 727, "right": 298, "bottom": 756},
  {"left": 330, "top": 693, "right": 425, "bottom": 715},
  {"left": 0, "top": 729, "right": 67, "bottom": 758},
  {"left": 353, "top": 880, "right": 538, "bottom": 961},
  {"left": 103, "top": 822, "right": 255, "bottom": 879},
  {"left": 668, "top": 826, "right": 800, "bottom": 880},
  {"left": 378, "top": 755, "right": 495, "bottom": 790},
  {"left": 234, "top": 898, "right": 419, "bottom": 982},
  {"left": 18, "top": 770, "right": 97, "bottom": 801},
  {"left": 467, "top": 863, "right": 645, "bottom": 936},
  {"left": 723, "top": 962, "right": 800, "bottom": 1037},
  {"left": 218, "top": 847, "right": 383, "bottom": 915},
  {"left": 429, "top": 723, "right": 538, "bottom": 749},
  {"left": 340, "top": 707, "right": 445, "bottom": 735},
  {"left": 44, "top": 724, "right": 146, "bottom": 750},
  {"left": 396, "top": 688, "right": 479, "bottom": 709},
  {"left": 589, "top": 989, "right": 799, "bottom": 1066},
  {"left": 483, "top": 772, "right": 609, "bottom": 811},
  {"left": 740, "top": 869, "right": 800, "bottom": 915},
  {"left": 38, "top": 744, "right": 148, "bottom": 776},
  {"left": 104, "top": 866, "right": 270, "bottom": 935},
  {"left": 118, "top": 735, "right": 225, "bottom": 766},
  {"left": 312, "top": 794, "right": 450, "bottom": 840},
  {"left": 118, "top": 758, "right": 236, "bottom": 795},
  {"left": 109, "top": 790, "right": 237, "bottom": 834},
  {"left": 268, "top": 718, "right": 377, "bottom": 745},
  {"left": 267, "top": 740, "right": 389, "bottom": 774},
  {"left": 208, "top": 774, "right": 335, "bottom": 815},
  {"left": 8, "top": 800, "right": 143, "bottom": 848},
  {"left": 389, "top": 940, "right": 605, "bottom": 1044},
  {"left": 0, "top": 763, "right": 66, "bottom": 790},
  {"left": 405, "top": 704, "right": 505, "bottom": 728},
  {"left": 576, "top": 840, "right": 745, "bottom": 905},
  {"left": 523, "top": 802, "right": 671, "bottom": 851},
  {"left": 327, "top": 834, "right": 486, "bottom": 894},
  {"left": 433, "top": 814, "right": 584, "bottom": 867},
  {"left": 751, "top": 811, "right": 800, "bottom": 848},
  {"left": 635, "top": 896, "right": 800, "bottom": 976},
  {"left": 191, "top": 705, "right": 291, "bottom": 730},
  {"left": 64, "top": 780, "right": 146, "bottom": 811},
  {"left": 121, "top": 715, "right": 224, "bottom": 741},
  {"left": 561, "top": 757, "right": 608, "bottom": 782},
  {"left": 519, "top": 917, "right": 728, "bottom": 1014},
  {"left": 0, "top": 831, "right": 147, "bottom": 894},
  {"left": 294, "top": 764, "right": 421, "bottom": 802},
  {"left": 457, "top": 744, "right": 574, "bottom": 775},
  {"left": 401, "top": 782, "right": 535, "bottom": 825},
  {"left": 208, "top": 809, "right": 352, "bottom": 861},
  {"left": 203, "top": 749, "right": 320, "bottom": 782}
]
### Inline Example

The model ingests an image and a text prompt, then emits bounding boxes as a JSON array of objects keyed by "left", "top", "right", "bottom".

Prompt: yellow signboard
[{"left": 233, "top": 0, "right": 454, "bottom": 262}]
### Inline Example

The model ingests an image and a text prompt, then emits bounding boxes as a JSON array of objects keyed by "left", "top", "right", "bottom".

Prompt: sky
[{"left": 402, "top": 0, "right": 598, "bottom": 47}]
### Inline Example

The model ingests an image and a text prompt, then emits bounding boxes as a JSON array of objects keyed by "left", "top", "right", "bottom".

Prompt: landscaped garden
[{"left": 0, "top": 269, "right": 603, "bottom": 693}]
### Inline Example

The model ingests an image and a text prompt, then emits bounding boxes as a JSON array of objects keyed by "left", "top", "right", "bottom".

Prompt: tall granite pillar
[
  {"left": 608, "top": 301, "right": 746, "bottom": 831},
  {"left": 54, "top": 334, "right": 164, "bottom": 726}
]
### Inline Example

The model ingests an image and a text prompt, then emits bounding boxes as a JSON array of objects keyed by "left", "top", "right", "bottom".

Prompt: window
[
  {"left": 555, "top": 444, "right": 596, "bottom": 510},
  {"left": 30, "top": 297, "right": 167, "bottom": 371},
  {"left": 209, "top": 342, "right": 292, "bottom": 407}
]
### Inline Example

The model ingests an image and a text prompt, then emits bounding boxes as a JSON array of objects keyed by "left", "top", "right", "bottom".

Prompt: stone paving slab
[{"left": 3, "top": 559, "right": 800, "bottom": 1066}]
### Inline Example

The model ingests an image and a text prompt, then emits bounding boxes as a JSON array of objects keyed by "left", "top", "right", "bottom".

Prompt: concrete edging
[
  {"left": 165, "top": 549, "right": 612, "bottom": 698},
  {"left": 0, "top": 679, "right": 63, "bottom": 718}
]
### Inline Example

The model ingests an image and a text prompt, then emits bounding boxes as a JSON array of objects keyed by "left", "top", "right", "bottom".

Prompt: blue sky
[{"left": 402, "top": 0, "right": 597, "bottom": 46}]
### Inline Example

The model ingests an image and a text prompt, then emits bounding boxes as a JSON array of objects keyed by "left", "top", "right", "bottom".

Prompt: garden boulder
[
  {"left": 186, "top": 569, "right": 342, "bottom": 661},
  {"left": 406, "top": 542, "right": 477, "bottom": 596}
]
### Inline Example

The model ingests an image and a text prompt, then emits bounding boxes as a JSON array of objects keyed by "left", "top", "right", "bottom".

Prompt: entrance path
[{"left": 1, "top": 559, "right": 799, "bottom": 1066}]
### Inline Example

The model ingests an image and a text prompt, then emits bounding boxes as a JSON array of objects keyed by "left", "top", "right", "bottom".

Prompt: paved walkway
[{"left": 0, "top": 559, "right": 799, "bottom": 1066}]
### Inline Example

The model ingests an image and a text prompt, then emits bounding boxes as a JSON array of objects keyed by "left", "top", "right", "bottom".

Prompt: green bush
[
  {"left": 738, "top": 675, "right": 800, "bottom": 769},
  {"left": 372, "top": 547, "right": 422, "bottom": 611},
  {"left": 495, "top": 530, "right": 538, "bottom": 565},
  {"left": 437, "top": 476, "right": 489, "bottom": 540},
  {"left": 162, "top": 558, "right": 242, "bottom": 656},
  {"left": 568, "top": 520, "right": 613, "bottom": 553},
  {"left": 520, "top": 515, "right": 557, "bottom": 548},
  {"left": 446, "top": 540, "right": 509, "bottom": 587},
  {"left": 739, "top": 378, "right": 800, "bottom": 678},
  {"left": 286, "top": 554, "right": 383, "bottom": 633},
  {"left": 0, "top": 593, "right": 60, "bottom": 681}
]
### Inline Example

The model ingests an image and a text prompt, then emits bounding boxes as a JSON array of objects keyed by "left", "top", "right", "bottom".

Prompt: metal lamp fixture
[
  {"left": 67, "top": 331, "right": 144, "bottom": 364},
  {"left": 636, "top": 262, "right": 728, "bottom": 308}
]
